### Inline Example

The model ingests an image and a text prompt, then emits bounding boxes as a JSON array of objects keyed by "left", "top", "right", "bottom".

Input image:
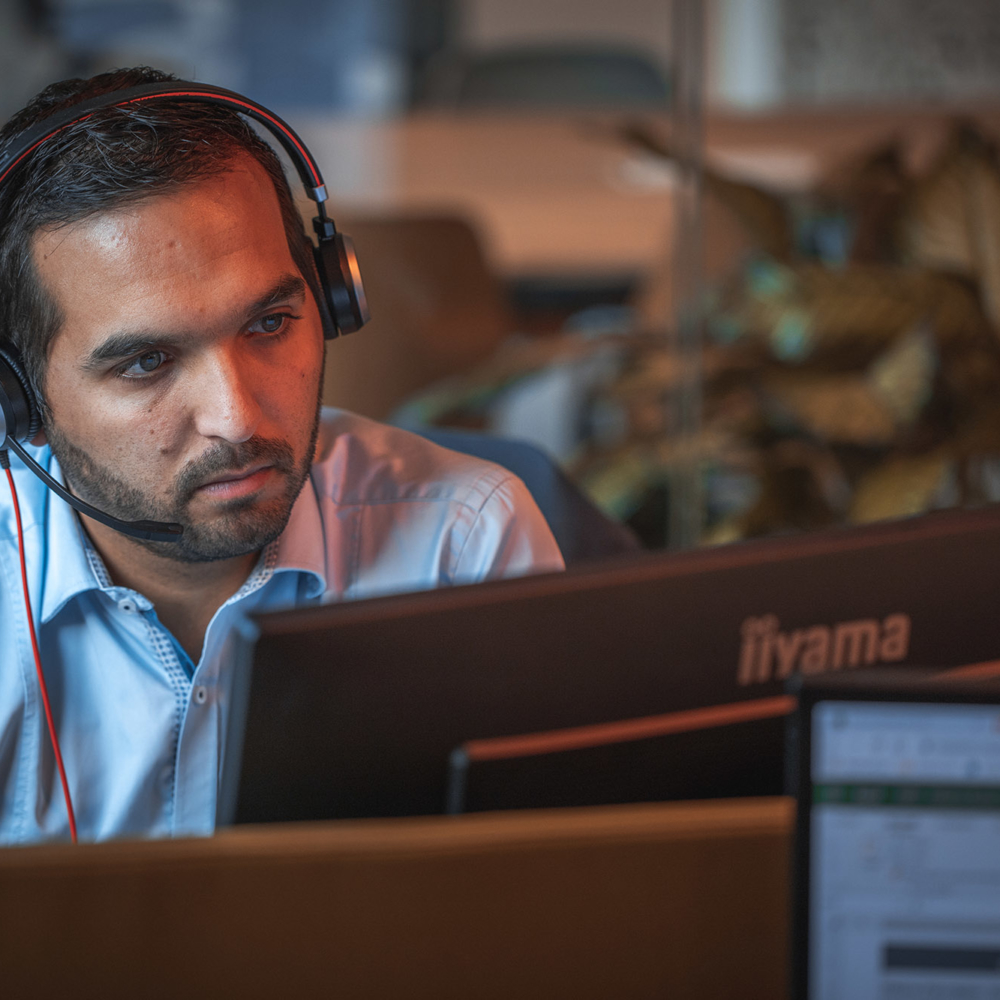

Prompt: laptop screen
[{"left": 807, "top": 699, "right": 1000, "bottom": 999}]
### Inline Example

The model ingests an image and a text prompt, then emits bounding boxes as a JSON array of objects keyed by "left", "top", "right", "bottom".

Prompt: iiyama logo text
[{"left": 737, "top": 613, "right": 911, "bottom": 685}]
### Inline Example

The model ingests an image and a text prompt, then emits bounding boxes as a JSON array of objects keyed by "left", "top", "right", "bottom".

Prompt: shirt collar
[
  {"left": 270, "top": 470, "right": 327, "bottom": 598},
  {"left": 39, "top": 455, "right": 328, "bottom": 623},
  {"left": 40, "top": 453, "right": 106, "bottom": 624}
]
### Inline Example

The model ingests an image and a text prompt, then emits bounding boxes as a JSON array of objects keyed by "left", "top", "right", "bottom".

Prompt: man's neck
[{"left": 81, "top": 514, "right": 258, "bottom": 665}]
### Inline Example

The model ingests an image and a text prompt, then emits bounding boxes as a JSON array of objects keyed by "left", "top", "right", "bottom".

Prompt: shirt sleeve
[{"left": 452, "top": 472, "right": 565, "bottom": 583}]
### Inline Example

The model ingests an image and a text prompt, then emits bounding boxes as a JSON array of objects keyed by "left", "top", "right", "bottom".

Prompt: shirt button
[
  {"left": 117, "top": 597, "right": 138, "bottom": 614},
  {"left": 193, "top": 686, "right": 208, "bottom": 705}
]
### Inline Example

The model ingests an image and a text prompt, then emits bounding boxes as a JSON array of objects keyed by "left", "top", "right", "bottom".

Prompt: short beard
[{"left": 46, "top": 404, "right": 322, "bottom": 564}]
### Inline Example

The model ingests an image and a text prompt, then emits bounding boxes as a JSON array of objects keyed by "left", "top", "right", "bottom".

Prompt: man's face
[{"left": 33, "top": 154, "right": 325, "bottom": 563}]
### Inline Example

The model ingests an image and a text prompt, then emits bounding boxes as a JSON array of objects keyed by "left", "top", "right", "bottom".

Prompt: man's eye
[
  {"left": 120, "top": 350, "right": 168, "bottom": 377},
  {"left": 253, "top": 313, "right": 290, "bottom": 335}
]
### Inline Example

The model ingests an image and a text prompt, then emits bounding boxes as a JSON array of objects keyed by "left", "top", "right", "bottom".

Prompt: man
[{"left": 0, "top": 68, "right": 563, "bottom": 844}]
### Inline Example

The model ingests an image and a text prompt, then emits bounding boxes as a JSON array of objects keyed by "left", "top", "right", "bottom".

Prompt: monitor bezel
[{"left": 789, "top": 670, "right": 1000, "bottom": 1000}]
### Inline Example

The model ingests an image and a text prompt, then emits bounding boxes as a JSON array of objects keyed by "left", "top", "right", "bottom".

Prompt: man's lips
[{"left": 195, "top": 464, "right": 275, "bottom": 498}]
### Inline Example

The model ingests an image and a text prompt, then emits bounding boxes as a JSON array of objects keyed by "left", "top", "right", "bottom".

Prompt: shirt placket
[{"left": 171, "top": 544, "right": 279, "bottom": 836}]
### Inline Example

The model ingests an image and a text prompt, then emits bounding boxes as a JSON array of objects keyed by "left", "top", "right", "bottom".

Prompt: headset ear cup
[
  {"left": 303, "top": 236, "right": 337, "bottom": 340},
  {"left": 0, "top": 345, "right": 41, "bottom": 448},
  {"left": 313, "top": 232, "right": 369, "bottom": 338}
]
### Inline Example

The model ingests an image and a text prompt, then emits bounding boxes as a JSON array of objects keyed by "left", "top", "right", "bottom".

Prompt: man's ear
[{"left": 30, "top": 428, "right": 47, "bottom": 447}]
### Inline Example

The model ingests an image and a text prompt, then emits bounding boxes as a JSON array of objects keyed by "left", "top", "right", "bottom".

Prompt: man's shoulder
[
  {"left": 311, "top": 407, "right": 514, "bottom": 512},
  {"left": 302, "top": 408, "right": 564, "bottom": 591}
]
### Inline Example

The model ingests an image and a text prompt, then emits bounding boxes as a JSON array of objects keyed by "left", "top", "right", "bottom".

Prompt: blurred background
[{"left": 5, "top": 0, "right": 1000, "bottom": 554}]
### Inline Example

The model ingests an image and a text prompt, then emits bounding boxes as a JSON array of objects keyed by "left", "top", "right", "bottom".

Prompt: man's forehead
[
  {"left": 36, "top": 154, "right": 279, "bottom": 252},
  {"left": 33, "top": 155, "right": 300, "bottom": 357}
]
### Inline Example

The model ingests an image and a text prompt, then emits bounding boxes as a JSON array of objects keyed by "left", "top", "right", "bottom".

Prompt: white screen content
[{"left": 809, "top": 701, "right": 1000, "bottom": 1000}]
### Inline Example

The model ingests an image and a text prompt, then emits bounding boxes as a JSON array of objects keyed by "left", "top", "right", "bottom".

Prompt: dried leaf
[
  {"left": 849, "top": 453, "right": 952, "bottom": 523},
  {"left": 866, "top": 323, "right": 936, "bottom": 425},
  {"left": 719, "top": 263, "right": 988, "bottom": 365},
  {"left": 615, "top": 121, "right": 794, "bottom": 261},
  {"left": 903, "top": 123, "right": 1000, "bottom": 330},
  {"left": 763, "top": 372, "right": 897, "bottom": 446},
  {"left": 818, "top": 141, "right": 910, "bottom": 264}
]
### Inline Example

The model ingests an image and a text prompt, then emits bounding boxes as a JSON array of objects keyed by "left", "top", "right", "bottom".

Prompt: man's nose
[{"left": 191, "top": 349, "right": 262, "bottom": 444}]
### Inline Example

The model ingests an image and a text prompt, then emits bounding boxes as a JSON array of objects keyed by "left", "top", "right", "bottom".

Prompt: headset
[{"left": 0, "top": 81, "right": 370, "bottom": 542}]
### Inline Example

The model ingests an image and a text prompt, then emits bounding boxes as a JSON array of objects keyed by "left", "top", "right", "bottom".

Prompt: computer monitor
[
  {"left": 790, "top": 671, "right": 1000, "bottom": 1000},
  {"left": 219, "top": 503, "right": 1000, "bottom": 826}
]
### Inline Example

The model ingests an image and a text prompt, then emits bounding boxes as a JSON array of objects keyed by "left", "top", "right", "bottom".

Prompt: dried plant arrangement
[{"left": 396, "top": 119, "right": 1000, "bottom": 546}]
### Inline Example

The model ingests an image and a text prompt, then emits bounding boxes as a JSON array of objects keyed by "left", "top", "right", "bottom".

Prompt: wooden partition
[{"left": 0, "top": 797, "right": 793, "bottom": 999}]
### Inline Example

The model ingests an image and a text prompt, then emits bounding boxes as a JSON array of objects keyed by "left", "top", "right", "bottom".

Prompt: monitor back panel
[{"left": 233, "top": 506, "right": 1000, "bottom": 822}]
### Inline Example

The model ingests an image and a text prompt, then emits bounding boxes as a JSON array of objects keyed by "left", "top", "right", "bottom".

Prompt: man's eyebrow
[
  {"left": 82, "top": 333, "right": 168, "bottom": 372},
  {"left": 81, "top": 274, "right": 309, "bottom": 373},
  {"left": 243, "top": 274, "right": 307, "bottom": 322}
]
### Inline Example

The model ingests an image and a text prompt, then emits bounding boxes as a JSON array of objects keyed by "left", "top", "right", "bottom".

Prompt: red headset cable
[{"left": 1, "top": 451, "right": 78, "bottom": 843}]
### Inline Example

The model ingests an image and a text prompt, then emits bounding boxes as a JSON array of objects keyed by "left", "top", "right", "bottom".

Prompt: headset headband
[
  {"left": 0, "top": 81, "right": 333, "bottom": 218},
  {"left": 0, "top": 78, "right": 370, "bottom": 337}
]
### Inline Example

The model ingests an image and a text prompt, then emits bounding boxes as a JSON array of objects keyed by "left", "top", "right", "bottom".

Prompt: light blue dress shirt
[{"left": 0, "top": 409, "right": 563, "bottom": 844}]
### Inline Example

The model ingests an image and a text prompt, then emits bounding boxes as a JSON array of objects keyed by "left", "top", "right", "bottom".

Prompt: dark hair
[{"left": 0, "top": 66, "right": 317, "bottom": 418}]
